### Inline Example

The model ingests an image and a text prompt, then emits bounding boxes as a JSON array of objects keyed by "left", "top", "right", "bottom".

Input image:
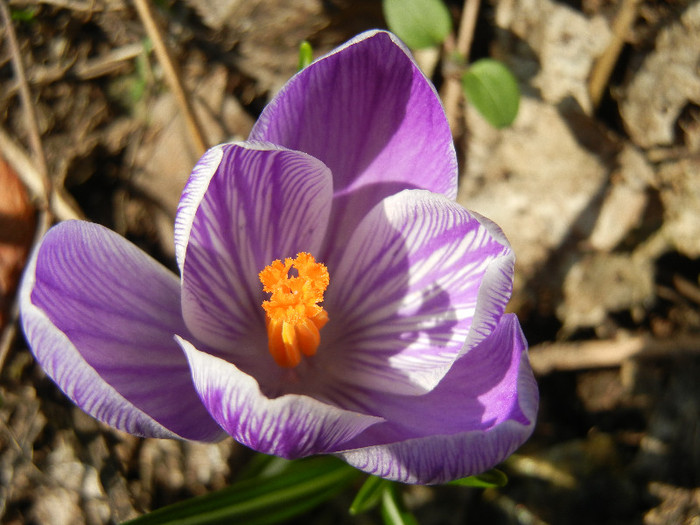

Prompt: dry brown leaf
[
  {"left": 458, "top": 98, "right": 609, "bottom": 283},
  {"left": 588, "top": 144, "right": 655, "bottom": 251},
  {"left": 620, "top": 2, "right": 700, "bottom": 148},
  {"left": 494, "top": 0, "right": 612, "bottom": 114},
  {"left": 658, "top": 157, "right": 700, "bottom": 258},
  {"left": 0, "top": 154, "right": 35, "bottom": 330},
  {"left": 186, "top": 0, "right": 330, "bottom": 94},
  {"left": 558, "top": 252, "right": 654, "bottom": 332}
]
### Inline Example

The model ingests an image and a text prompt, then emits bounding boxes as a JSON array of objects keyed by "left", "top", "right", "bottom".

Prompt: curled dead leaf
[{"left": 0, "top": 154, "right": 35, "bottom": 330}]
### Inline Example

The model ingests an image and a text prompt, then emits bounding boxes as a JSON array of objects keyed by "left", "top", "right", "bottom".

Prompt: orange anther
[{"left": 259, "top": 253, "right": 329, "bottom": 367}]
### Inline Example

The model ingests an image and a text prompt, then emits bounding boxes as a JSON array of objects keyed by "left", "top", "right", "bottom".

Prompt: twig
[
  {"left": 75, "top": 42, "right": 144, "bottom": 79},
  {"left": 588, "top": 0, "right": 640, "bottom": 109},
  {"left": 8, "top": 0, "right": 124, "bottom": 11},
  {"left": 672, "top": 274, "right": 700, "bottom": 306},
  {"left": 0, "top": 311, "right": 19, "bottom": 372},
  {"left": 4, "top": 42, "right": 144, "bottom": 96},
  {"left": 5, "top": 59, "right": 74, "bottom": 96},
  {"left": 0, "top": 0, "right": 49, "bottom": 189},
  {"left": 132, "top": 0, "right": 207, "bottom": 157},
  {"left": 529, "top": 334, "right": 700, "bottom": 375},
  {"left": 455, "top": 0, "right": 480, "bottom": 61},
  {"left": 442, "top": 0, "right": 481, "bottom": 134},
  {"left": 0, "top": 126, "right": 83, "bottom": 221}
]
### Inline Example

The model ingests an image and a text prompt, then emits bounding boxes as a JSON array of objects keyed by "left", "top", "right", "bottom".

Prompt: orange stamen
[{"left": 259, "top": 253, "right": 329, "bottom": 368}]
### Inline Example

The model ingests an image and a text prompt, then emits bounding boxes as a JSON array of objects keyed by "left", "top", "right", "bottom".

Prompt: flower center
[{"left": 259, "top": 252, "right": 330, "bottom": 368}]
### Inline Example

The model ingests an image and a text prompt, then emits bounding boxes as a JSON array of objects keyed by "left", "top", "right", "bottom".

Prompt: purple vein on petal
[
  {"left": 179, "top": 143, "right": 333, "bottom": 364},
  {"left": 21, "top": 220, "right": 223, "bottom": 441},
  {"left": 321, "top": 190, "right": 513, "bottom": 396},
  {"left": 250, "top": 31, "right": 457, "bottom": 246}
]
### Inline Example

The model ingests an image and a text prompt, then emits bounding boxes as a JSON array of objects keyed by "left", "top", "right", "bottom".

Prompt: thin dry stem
[
  {"left": 0, "top": 127, "right": 82, "bottom": 221},
  {"left": 133, "top": 0, "right": 207, "bottom": 157},
  {"left": 455, "top": 0, "right": 480, "bottom": 61},
  {"left": 8, "top": 0, "right": 124, "bottom": 11},
  {"left": 0, "top": 0, "right": 49, "bottom": 189},
  {"left": 529, "top": 334, "right": 700, "bottom": 375},
  {"left": 443, "top": 0, "right": 481, "bottom": 134},
  {"left": 588, "top": 0, "right": 640, "bottom": 108}
]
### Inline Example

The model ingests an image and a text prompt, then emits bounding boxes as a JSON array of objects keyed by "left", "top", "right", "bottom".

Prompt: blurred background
[{"left": 0, "top": 0, "right": 699, "bottom": 523}]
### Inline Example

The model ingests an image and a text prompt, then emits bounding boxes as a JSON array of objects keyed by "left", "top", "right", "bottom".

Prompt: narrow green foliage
[
  {"left": 130, "top": 39, "right": 153, "bottom": 103},
  {"left": 233, "top": 454, "right": 292, "bottom": 482},
  {"left": 462, "top": 58, "right": 520, "bottom": 129},
  {"left": 448, "top": 468, "right": 508, "bottom": 488},
  {"left": 350, "top": 475, "right": 392, "bottom": 515},
  {"left": 10, "top": 7, "right": 37, "bottom": 22},
  {"left": 298, "top": 40, "right": 313, "bottom": 70},
  {"left": 382, "top": 0, "right": 452, "bottom": 49},
  {"left": 124, "top": 456, "right": 360, "bottom": 525},
  {"left": 380, "top": 484, "right": 419, "bottom": 525}
]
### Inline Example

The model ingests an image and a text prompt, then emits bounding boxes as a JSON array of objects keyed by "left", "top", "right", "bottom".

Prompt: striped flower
[{"left": 20, "top": 31, "right": 537, "bottom": 484}]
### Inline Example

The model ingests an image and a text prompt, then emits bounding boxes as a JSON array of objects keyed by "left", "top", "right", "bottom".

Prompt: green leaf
[
  {"left": 380, "top": 484, "right": 419, "bottom": 525},
  {"left": 233, "top": 453, "right": 294, "bottom": 482},
  {"left": 382, "top": 0, "right": 452, "bottom": 49},
  {"left": 298, "top": 40, "right": 313, "bottom": 70},
  {"left": 125, "top": 456, "right": 360, "bottom": 525},
  {"left": 462, "top": 59, "right": 520, "bottom": 129},
  {"left": 448, "top": 468, "right": 508, "bottom": 488},
  {"left": 349, "top": 476, "right": 391, "bottom": 515},
  {"left": 10, "top": 7, "right": 37, "bottom": 22}
]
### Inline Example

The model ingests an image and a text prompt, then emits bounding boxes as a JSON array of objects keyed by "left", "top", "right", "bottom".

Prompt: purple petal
[
  {"left": 337, "top": 314, "right": 538, "bottom": 484},
  {"left": 250, "top": 31, "right": 457, "bottom": 247},
  {"left": 178, "top": 337, "right": 383, "bottom": 458},
  {"left": 321, "top": 190, "right": 514, "bottom": 396},
  {"left": 20, "top": 221, "right": 223, "bottom": 441},
  {"left": 176, "top": 143, "right": 333, "bottom": 373},
  {"left": 175, "top": 145, "right": 224, "bottom": 272}
]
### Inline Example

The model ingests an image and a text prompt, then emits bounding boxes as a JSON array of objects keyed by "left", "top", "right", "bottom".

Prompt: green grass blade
[
  {"left": 349, "top": 475, "right": 391, "bottom": 515},
  {"left": 448, "top": 468, "right": 508, "bottom": 488},
  {"left": 125, "top": 456, "right": 360, "bottom": 525},
  {"left": 380, "top": 484, "right": 419, "bottom": 525},
  {"left": 298, "top": 40, "right": 313, "bottom": 70}
]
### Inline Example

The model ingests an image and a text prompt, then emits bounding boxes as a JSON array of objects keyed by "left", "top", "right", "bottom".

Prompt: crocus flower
[{"left": 20, "top": 31, "right": 537, "bottom": 484}]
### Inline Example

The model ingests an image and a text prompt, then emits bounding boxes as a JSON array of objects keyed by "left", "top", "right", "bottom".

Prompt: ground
[{"left": 1, "top": 0, "right": 699, "bottom": 523}]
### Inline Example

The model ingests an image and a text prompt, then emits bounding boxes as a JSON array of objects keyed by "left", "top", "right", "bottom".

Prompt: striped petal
[
  {"left": 322, "top": 190, "right": 515, "bottom": 396},
  {"left": 20, "top": 221, "right": 222, "bottom": 441},
  {"left": 175, "top": 145, "right": 225, "bottom": 272},
  {"left": 250, "top": 31, "right": 457, "bottom": 248},
  {"left": 176, "top": 143, "right": 333, "bottom": 372},
  {"left": 337, "top": 315, "right": 538, "bottom": 484},
  {"left": 178, "top": 337, "right": 382, "bottom": 458}
]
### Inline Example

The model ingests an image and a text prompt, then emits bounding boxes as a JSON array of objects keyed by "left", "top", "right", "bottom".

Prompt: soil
[{"left": 1, "top": 1, "right": 699, "bottom": 524}]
